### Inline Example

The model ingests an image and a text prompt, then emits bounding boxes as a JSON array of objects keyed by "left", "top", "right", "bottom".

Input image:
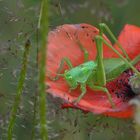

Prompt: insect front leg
[
  {"left": 94, "top": 37, "right": 115, "bottom": 108},
  {"left": 77, "top": 41, "right": 89, "bottom": 62},
  {"left": 49, "top": 57, "right": 73, "bottom": 81},
  {"left": 74, "top": 83, "right": 86, "bottom": 103}
]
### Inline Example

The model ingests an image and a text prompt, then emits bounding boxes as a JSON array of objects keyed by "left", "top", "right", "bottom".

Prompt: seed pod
[{"left": 129, "top": 74, "right": 140, "bottom": 95}]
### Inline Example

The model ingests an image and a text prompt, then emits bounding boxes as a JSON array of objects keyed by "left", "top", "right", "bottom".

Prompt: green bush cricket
[{"left": 49, "top": 23, "right": 140, "bottom": 108}]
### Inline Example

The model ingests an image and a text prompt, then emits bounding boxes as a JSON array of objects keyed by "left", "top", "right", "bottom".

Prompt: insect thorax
[{"left": 64, "top": 61, "right": 97, "bottom": 86}]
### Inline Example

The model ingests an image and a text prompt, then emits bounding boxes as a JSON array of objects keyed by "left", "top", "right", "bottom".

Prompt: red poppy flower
[{"left": 46, "top": 24, "right": 140, "bottom": 118}]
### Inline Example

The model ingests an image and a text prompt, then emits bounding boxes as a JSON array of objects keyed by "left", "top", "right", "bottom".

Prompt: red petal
[
  {"left": 61, "top": 103, "right": 133, "bottom": 118},
  {"left": 47, "top": 24, "right": 114, "bottom": 77},
  {"left": 47, "top": 67, "right": 136, "bottom": 118},
  {"left": 113, "top": 24, "right": 140, "bottom": 59},
  {"left": 46, "top": 24, "right": 140, "bottom": 118}
]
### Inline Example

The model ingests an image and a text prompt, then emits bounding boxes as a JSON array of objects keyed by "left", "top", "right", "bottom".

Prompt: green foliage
[{"left": 47, "top": 101, "right": 135, "bottom": 140}]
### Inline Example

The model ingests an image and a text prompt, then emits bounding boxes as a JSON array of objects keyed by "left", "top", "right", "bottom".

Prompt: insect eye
[
  {"left": 68, "top": 75, "right": 72, "bottom": 80},
  {"left": 65, "top": 73, "right": 73, "bottom": 80}
]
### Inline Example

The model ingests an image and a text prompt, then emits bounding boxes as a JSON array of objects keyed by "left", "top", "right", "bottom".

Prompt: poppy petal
[
  {"left": 46, "top": 23, "right": 140, "bottom": 118},
  {"left": 113, "top": 24, "right": 140, "bottom": 59},
  {"left": 47, "top": 24, "right": 114, "bottom": 78},
  {"left": 61, "top": 103, "right": 133, "bottom": 118},
  {"left": 47, "top": 63, "right": 139, "bottom": 118}
]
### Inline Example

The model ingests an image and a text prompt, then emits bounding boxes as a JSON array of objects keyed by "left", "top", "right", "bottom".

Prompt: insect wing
[{"left": 104, "top": 58, "right": 127, "bottom": 81}]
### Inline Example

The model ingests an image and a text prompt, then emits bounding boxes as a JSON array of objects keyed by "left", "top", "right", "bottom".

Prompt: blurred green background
[{"left": 0, "top": 0, "right": 140, "bottom": 140}]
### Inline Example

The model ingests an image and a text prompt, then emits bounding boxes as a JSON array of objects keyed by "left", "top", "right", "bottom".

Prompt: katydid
[{"left": 49, "top": 23, "right": 140, "bottom": 108}]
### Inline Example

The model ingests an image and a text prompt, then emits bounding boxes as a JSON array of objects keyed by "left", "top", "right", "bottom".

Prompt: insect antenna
[{"left": 47, "top": 70, "right": 64, "bottom": 81}]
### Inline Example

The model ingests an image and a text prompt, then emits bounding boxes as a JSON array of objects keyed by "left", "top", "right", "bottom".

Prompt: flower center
[
  {"left": 107, "top": 62, "right": 140, "bottom": 101},
  {"left": 129, "top": 74, "right": 140, "bottom": 95}
]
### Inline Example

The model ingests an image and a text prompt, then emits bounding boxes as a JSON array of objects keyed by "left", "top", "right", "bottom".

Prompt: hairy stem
[
  {"left": 7, "top": 40, "right": 31, "bottom": 140},
  {"left": 38, "top": 0, "right": 49, "bottom": 140},
  {"left": 58, "top": 0, "right": 63, "bottom": 16},
  {"left": 31, "top": 92, "right": 39, "bottom": 140}
]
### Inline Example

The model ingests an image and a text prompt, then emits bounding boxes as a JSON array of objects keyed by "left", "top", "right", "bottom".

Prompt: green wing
[{"left": 103, "top": 58, "right": 127, "bottom": 82}]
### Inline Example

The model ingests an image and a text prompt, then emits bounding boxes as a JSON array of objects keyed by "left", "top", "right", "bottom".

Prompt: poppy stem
[
  {"left": 7, "top": 40, "right": 31, "bottom": 140},
  {"left": 38, "top": 0, "right": 49, "bottom": 139},
  {"left": 58, "top": 0, "right": 63, "bottom": 16},
  {"left": 129, "top": 97, "right": 140, "bottom": 140}
]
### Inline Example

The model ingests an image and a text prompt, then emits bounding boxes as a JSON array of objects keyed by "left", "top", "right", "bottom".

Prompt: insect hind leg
[
  {"left": 99, "top": 23, "right": 130, "bottom": 61},
  {"left": 89, "top": 84, "right": 115, "bottom": 108},
  {"left": 131, "top": 55, "right": 140, "bottom": 66}
]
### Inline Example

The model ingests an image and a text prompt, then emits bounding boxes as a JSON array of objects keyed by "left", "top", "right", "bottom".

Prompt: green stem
[
  {"left": 7, "top": 40, "right": 31, "bottom": 140},
  {"left": 31, "top": 92, "right": 38, "bottom": 140},
  {"left": 99, "top": 23, "right": 130, "bottom": 61},
  {"left": 96, "top": 35, "right": 140, "bottom": 78},
  {"left": 129, "top": 98, "right": 140, "bottom": 140},
  {"left": 38, "top": 0, "right": 49, "bottom": 140},
  {"left": 58, "top": 0, "right": 63, "bottom": 16}
]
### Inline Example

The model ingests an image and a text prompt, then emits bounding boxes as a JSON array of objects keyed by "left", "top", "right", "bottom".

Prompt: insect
[{"left": 49, "top": 23, "right": 140, "bottom": 108}]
